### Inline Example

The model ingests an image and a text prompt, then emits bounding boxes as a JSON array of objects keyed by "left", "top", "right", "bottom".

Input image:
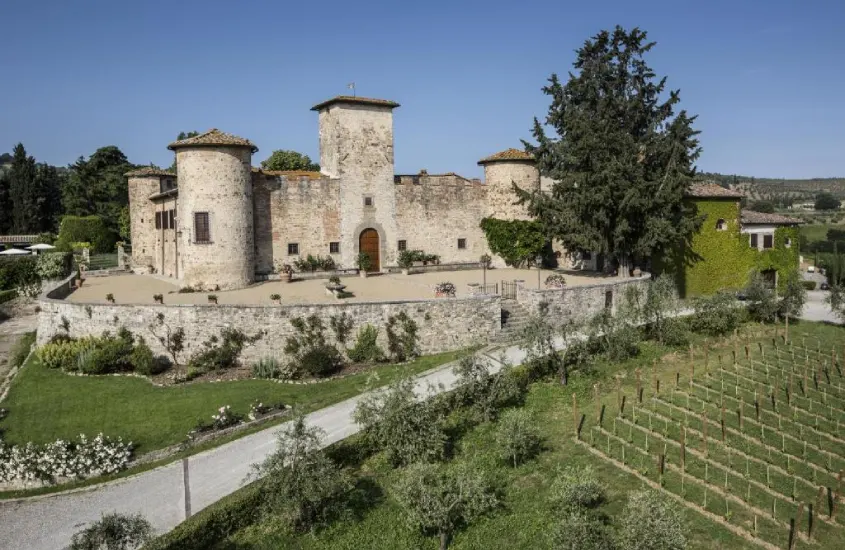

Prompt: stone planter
[
  {"left": 359, "top": 270, "right": 368, "bottom": 278},
  {"left": 325, "top": 284, "right": 346, "bottom": 298},
  {"left": 401, "top": 268, "right": 410, "bottom": 275},
  {"left": 281, "top": 273, "right": 293, "bottom": 283}
]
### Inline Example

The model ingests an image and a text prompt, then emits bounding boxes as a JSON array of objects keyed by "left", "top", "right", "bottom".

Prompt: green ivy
[
  {"left": 479, "top": 218, "right": 546, "bottom": 267},
  {"left": 656, "top": 199, "right": 800, "bottom": 297}
]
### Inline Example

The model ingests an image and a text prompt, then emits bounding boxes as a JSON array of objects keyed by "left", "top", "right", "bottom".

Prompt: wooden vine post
[
  {"left": 680, "top": 428, "right": 686, "bottom": 471},
  {"left": 720, "top": 405, "right": 726, "bottom": 442},
  {"left": 572, "top": 393, "right": 580, "bottom": 440},
  {"left": 635, "top": 369, "right": 642, "bottom": 404},
  {"left": 702, "top": 411, "right": 708, "bottom": 457}
]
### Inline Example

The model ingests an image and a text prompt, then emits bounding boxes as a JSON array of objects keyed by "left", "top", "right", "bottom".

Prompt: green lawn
[
  {"left": 222, "top": 321, "right": 845, "bottom": 550},
  {"left": 800, "top": 223, "right": 831, "bottom": 245},
  {"left": 0, "top": 350, "right": 468, "bottom": 455}
]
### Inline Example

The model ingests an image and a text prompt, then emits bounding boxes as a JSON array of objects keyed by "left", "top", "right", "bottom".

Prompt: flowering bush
[
  {"left": 0, "top": 433, "right": 133, "bottom": 484},
  {"left": 248, "top": 401, "right": 271, "bottom": 421},
  {"left": 545, "top": 274, "right": 567, "bottom": 289},
  {"left": 434, "top": 282, "right": 456, "bottom": 297},
  {"left": 211, "top": 405, "right": 242, "bottom": 430}
]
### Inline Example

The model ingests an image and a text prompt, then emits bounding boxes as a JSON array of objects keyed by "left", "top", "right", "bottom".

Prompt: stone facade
[{"left": 127, "top": 97, "right": 545, "bottom": 291}]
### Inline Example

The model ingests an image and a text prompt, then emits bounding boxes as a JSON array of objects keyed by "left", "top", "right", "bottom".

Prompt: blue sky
[{"left": 1, "top": 0, "right": 843, "bottom": 179}]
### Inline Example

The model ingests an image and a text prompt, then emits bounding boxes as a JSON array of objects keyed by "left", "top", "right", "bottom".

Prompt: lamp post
[{"left": 536, "top": 254, "right": 543, "bottom": 289}]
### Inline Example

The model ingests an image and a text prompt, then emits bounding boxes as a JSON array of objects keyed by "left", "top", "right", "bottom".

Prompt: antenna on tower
[{"left": 347, "top": 82, "right": 356, "bottom": 97}]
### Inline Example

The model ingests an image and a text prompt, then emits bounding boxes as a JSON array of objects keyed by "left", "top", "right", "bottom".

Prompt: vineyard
[{"left": 579, "top": 324, "right": 845, "bottom": 550}]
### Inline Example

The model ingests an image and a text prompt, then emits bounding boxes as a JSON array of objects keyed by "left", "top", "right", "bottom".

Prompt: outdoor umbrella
[
  {"left": 28, "top": 243, "right": 56, "bottom": 251},
  {"left": 0, "top": 248, "right": 31, "bottom": 255}
]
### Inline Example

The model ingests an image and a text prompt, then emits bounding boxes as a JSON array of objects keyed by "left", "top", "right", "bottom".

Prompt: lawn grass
[
  {"left": 221, "top": 320, "right": 845, "bottom": 550},
  {"left": 801, "top": 223, "right": 832, "bottom": 245},
  {"left": 0, "top": 350, "right": 469, "bottom": 455}
]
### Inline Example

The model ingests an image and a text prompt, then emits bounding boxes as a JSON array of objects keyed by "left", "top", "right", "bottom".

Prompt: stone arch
[{"left": 352, "top": 221, "right": 388, "bottom": 271}]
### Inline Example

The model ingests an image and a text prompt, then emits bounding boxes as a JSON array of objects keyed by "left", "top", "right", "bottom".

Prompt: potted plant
[
  {"left": 434, "top": 282, "right": 456, "bottom": 298},
  {"left": 270, "top": 293, "right": 281, "bottom": 304},
  {"left": 356, "top": 252, "right": 373, "bottom": 277},
  {"left": 207, "top": 294, "right": 218, "bottom": 304},
  {"left": 153, "top": 294, "right": 164, "bottom": 304},
  {"left": 279, "top": 263, "right": 294, "bottom": 283},
  {"left": 398, "top": 250, "right": 414, "bottom": 275},
  {"left": 544, "top": 274, "right": 566, "bottom": 289},
  {"left": 326, "top": 275, "right": 344, "bottom": 290},
  {"left": 106, "top": 293, "right": 115, "bottom": 304}
]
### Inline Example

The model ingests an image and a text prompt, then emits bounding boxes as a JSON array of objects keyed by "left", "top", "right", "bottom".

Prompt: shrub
[
  {"left": 35, "top": 251, "right": 73, "bottom": 280},
  {"left": 385, "top": 311, "right": 419, "bottom": 362},
  {"left": 553, "top": 509, "right": 615, "bottom": 550},
  {"left": 347, "top": 324, "right": 385, "bottom": 363},
  {"left": 70, "top": 512, "right": 153, "bottom": 550},
  {"left": 392, "top": 461, "right": 499, "bottom": 550},
  {"left": 269, "top": 293, "right": 280, "bottom": 301},
  {"left": 495, "top": 409, "right": 542, "bottom": 467},
  {"left": 545, "top": 274, "right": 566, "bottom": 288},
  {"left": 434, "top": 282, "right": 456, "bottom": 297},
  {"left": 329, "top": 312, "right": 353, "bottom": 344},
  {"left": 353, "top": 377, "right": 447, "bottom": 466},
  {"left": 587, "top": 310, "right": 640, "bottom": 362},
  {"left": 454, "top": 356, "right": 525, "bottom": 422},
  {"left": 802, "top": 280, "right": 817, "bottom": 290},
  {"left": 9, "top": 331, "right": 36, "bottom": 370},
  {"left": 186, "top": 328, "right": 261, "bottom": 374},
  {"left": 689, "top": 291, "right": 744, "bottom": 336},
  {"left": 744, "top": 271, "right": 779, "bottom": 323},
  {"left": 130, "top": 336, "right": 168, "bottom": 375},
  {"left": 0, "top": 256, "right": 39, "bottom": 293},
  {"left": 252, "top": 357, "right": 288, "bottom": 380},
  {"left": 56, "top": 215, "right": 117, "bottom": 254},
  {"left": 780, "top": 269, "right": 808, "bottom": 319},
  {"left": 253, "top": 415, "right": 354, "bottom": 533},
  {"left": 300, "top": 345, "right": 345, "bottom": 377},
  {"left": 39, "top": 337, "right": 95, "bottom": 371},
  {"left": 77, "top": 330, "right": 135, "bottom": 374},
  {"left": 549, "top": 466, "right": 607, "bottom": 510},
  {"left": 284, "top": 315, "right": 346, "bottom": 378},
  {"left": 616, "top": 490, "right": 686, "bottom": 550},
  {"left": 327, "top": 274, "right": 342, "bottom": 286},
  {"left": 355, "top": 252, "right": 372, "bottom": 271},
  {"left": 292, "top": 254, "right": 336, "bottom": 272},
  {"left": 397, "top": 249, "right": 416, "bottom": 269}
]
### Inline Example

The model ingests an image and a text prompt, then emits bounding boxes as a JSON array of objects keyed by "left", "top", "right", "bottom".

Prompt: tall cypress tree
[
  {"left": 518, "top": 26, "right": 702, "bottom": 276},
  {"left": 0, "top": 169, "right": 11, "bottom": 233},
  {"left": 9, "top": 143, "right": 39, "bottom": 233}
]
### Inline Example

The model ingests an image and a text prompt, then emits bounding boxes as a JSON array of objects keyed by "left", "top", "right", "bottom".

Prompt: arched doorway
[{"left": 359, "top": 228, "right": 380, "bottom": 272}]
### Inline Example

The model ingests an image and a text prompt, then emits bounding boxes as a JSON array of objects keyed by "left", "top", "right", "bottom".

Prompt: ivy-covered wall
[{"left": 656, "top": 199, "right": 799, "bottom": 297}]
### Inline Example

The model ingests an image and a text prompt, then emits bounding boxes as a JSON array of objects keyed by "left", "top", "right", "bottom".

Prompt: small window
[
  {"left": 329, "top": 242, "right": 340, "bottom": 254},
  {"left": 604, "top": 290, "right": 613, "bottom": 310},
  {"left": 716, "top": 218, "right": 727, "bottom": 231},
  {"left": 457, "top": 238, "right": 467, "bottom": 250},
  {"left": 288, "top": 243, "right": 299, "bottom": 255},
  {"left": 169, "top": 209, "right": 175, "bottom": 229},
  {"left": 750, "top": 234, "right": 758, "bottom": 249},
  {"left": 763, "top": 234, "right": 774, "bottom": 249},
  {"left": 194, "top": 212, "right": 210, "bottom": 243},
  {"left": 364, "top": 196, "right": 373, "bottom": 207},
  {"left": 785, "top": 237, "right": 792, "bottom": 248},
  {"left": 582, "top": 251, "right": 592, "bottom": 261},
  {"left": 398, "top": 240, "right": 407, "bottom": 251},
  {"left": 155, "top": 212, "right": 162, "bottom": 230}
]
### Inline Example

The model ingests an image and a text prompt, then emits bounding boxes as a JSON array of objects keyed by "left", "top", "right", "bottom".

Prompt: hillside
[{"left": 697, "top": 172, "right": 845, "bottom": 203}]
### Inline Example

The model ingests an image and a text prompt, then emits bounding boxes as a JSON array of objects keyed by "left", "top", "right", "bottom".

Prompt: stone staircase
[{"left": 500, "top": 299, "right": 531, "bottom": 341}]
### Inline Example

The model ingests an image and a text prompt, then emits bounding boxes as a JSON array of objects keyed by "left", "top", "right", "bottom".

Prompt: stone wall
[
  {"left": 253, "top": 173, "right": 341, "bottom": 274},
  {"left": 127, "top": 176, "right": 160, "bottom": 270},
  {"left": 395, "top": 180, "right": 490, "bottom": 264},
  {"left": 515, "top": 274, "right": 651, "bottom": 325},
  {"left": 483, "top": 162, "right": 539, "bottom": 221},
  {"left": 37, "top": 281, "right": 502, "bottom": 364}
]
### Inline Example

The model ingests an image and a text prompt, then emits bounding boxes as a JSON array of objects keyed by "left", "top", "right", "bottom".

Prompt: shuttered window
[
  {"left": 155, "top": 212, "right": 162, "bottom": 229},
  {"left": 194, "top": 212, "right": 210, "bottom": 244},
  {"left": 169, "top": 209, "right": 175, "bottom": 229}
]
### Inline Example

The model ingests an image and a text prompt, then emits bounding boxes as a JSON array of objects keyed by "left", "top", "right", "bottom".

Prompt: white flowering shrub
[
  {"left": 0, "top": 433, "right": 133, "bottom": 484},
  {"left": 211, "top": 405, "right": 242, "bottom": 429}
]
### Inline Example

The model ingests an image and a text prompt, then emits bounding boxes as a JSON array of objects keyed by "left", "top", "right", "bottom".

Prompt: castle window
[
  {"left": 716, "top": 218, "right": 727, "bottom": 231},
  {"left": 763, "top": 234, "right": 773, "bottom": 249},
  {"left": 329, "top": 242, "right": 340, "bottom": 254},
  {"left": 398, "top": 240, "right": 407, "bottom": 251},
  {"left": 169, "top": 209, "right": 175, "bottom": 229},
  {"left": 194, "top": 212, "right": 210, "bottom": 244},
  {"left": 155, "top": 212, "right": 162, "bottom": 230},
  {"left": 288, "top": 243, "right": 299, "bottom": 255},
  {"left": 457, "top": 238, "right": 467, "bottom": 250},
  {"left": 364, "top": 196, "right": 373, "bottom": 207},
  {"left": 750, "top": 234, "right": 758, "bottom": 249},
  {"left": 785, "top": 237, "right": 792, "bottom": 248}
]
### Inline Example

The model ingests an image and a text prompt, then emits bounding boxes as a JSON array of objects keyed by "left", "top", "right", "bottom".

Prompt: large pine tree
[
  {"left": 519, "top": 26, "right": 702, "bottom": 276},
  {"left": 63, "top": 145, "right": 132, "bottom": 234}
]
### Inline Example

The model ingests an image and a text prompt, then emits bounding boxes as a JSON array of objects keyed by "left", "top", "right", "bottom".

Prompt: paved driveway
[{"left": 801, "top": 290, "right": 841, "bottom": 324}]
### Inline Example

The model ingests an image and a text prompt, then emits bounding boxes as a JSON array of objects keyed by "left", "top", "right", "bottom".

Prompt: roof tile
[
  {"left": 125, "top": 167, "right": 176, "bottom": 178},
  {"left": 477, "top": 148, "right": 535, "bottom": 165},
  {"left": 686, "top": 182, "right": 744, "bottom": 199},
  {"left": 740, "top": 209, "right": 804, "bottom": 225},
  {"left": 167, "top": 129, "right": 258, "bottom": 153},
  {"left": 311, "top": 96, "right": 400, "bottom": 111}
]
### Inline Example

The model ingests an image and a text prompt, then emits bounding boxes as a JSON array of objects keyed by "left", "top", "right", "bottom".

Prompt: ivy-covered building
[{"left": 661, "top": 183, "right": 801, "bottom": 298}]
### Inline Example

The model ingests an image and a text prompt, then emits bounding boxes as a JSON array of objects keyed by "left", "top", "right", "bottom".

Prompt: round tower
[
  {"left": 125, "top": 167, "right": 176, "bottom": 273},
  {"left": 479, "top": 148, "right": 540, "bottom": 221},
  {"left": 169, "top": 129, "right": 257, "bottom": 290}
]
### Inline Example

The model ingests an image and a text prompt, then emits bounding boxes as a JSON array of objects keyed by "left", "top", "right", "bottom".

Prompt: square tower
[{"left": 312, "top": 96, "right": 400, "bottom": 270}]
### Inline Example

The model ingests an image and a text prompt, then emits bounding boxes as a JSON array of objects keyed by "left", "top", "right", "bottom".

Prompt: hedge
[
  {"left": 0, "top": 289, "right": 18, "bottom": 305},
  {"left": 142, "top": 481, "right": 264, "bottom": 550},
  {"left": 56, "top": 215, "right": 118, "bottom": 254},
  {"left": 802, "top": 280, "right": 817, "bottom": 291},
  {"left": 0, "top": 256, "right": 39, "bottom": 292}
]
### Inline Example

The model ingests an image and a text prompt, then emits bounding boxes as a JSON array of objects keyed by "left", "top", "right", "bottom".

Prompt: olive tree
[
  {"left": 553, "top": 509, "right": 616, "bottom": 550},
  {"left": 550, "top": 467, "right": 614, "bottom": 550},
  {"left": 353, "top": 377, "right": 447, "bottom": 465},
  {"left": 642, "top": 274, "right": 687, "bottom": 345},
  {"left": 454, "top": 355, "right": 524, "bottom": 422},
  {"left": 779, "top": 268, "right": 807, "bottom": 319},
  {"left": 745, "top": 271, "right": 779, "bottom": 323},
  {"left": 392, "top": 462, "right": 499, "bottom": 550},
  {"left": 253, "top": 415, "right": 353, "bottom": 533},
  {"left": 70, "top": 513, "right": 153, "bottom": 550},
  {"left": 494, "top": 408, "right": 542, "bottom": 467},
  {"left": 616, "top": 490, "right": 686, "bottom": 550}
]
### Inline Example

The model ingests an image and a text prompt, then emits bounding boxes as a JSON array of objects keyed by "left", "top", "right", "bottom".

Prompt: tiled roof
[
  {"left": 167, "top": 129, "right": 258, "bottom": 153},
  {"left": 311, "top": 96, "right": 400, "bottom": 111},
  {"left": 125, "top": 167, "right": 176, "bottom": 178},
  {"left": 740, "top": 209, "right": 804, "bottom": 225},
  {"left": 148, "top": 189, "right": 178, "bottom": 201},
  {"left": 686, "top": 182, "right": 744, "bottom": 199},
  {"left": 252, "top": 168, "right": 324, "bottom": 179},
  {"left": 477, "top": 148, "right": 535, "bottom": 165}
]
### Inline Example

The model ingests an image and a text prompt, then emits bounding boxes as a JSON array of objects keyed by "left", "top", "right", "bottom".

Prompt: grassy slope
[
  {"left": 225, "top": 321, "right": 845, "bottom": 550},
  {"left": 0, "top": 350, "right": 467, "bottom": 454},
  {"left": 800, "top": 224, "right": 830, "bottom": 244}
]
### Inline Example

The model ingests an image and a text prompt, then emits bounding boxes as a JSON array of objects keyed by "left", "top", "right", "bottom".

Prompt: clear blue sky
[{"left": 1, "top": 0, "right": 843, "bottom": 179}]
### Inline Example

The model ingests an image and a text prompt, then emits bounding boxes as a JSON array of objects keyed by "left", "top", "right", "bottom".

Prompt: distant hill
[{"left": 696, "top": 172, "right": 845, "bottom": 203}]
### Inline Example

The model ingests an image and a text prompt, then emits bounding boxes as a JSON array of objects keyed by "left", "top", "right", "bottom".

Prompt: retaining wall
[{"left": 37, "top": 274, "right": 502, "bottom": 363}]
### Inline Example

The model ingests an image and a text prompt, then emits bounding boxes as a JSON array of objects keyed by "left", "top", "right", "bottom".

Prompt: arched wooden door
[{"left": 359, "top": 229, "right": 380, "bottom": 272}]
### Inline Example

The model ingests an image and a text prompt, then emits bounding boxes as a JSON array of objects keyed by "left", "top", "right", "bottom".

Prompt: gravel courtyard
[{"left": 65, "top": 269, "right": 611, "bottom": 305}]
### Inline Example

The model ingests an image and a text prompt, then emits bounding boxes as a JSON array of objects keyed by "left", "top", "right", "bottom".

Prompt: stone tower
[
  {"left": 168, "top": 129, "right": 257, "bottom": 290},
  {"left": 312, "top": 96, "right": 400, "bottom": 270},
  {"left": 125, "top": 167, "right": 176, "bottom": 271},
  {"left": 479, "top": 148, "right": 540, "bottom": 221}
]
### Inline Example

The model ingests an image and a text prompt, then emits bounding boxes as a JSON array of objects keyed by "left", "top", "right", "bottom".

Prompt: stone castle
[{"left": 126, "top": 96, "right": 542, "bottom": 290}]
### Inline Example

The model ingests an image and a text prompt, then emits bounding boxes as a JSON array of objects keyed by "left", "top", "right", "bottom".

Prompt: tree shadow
[{"left": 346, "top": 476, "right": 385, "bottom": 522}]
